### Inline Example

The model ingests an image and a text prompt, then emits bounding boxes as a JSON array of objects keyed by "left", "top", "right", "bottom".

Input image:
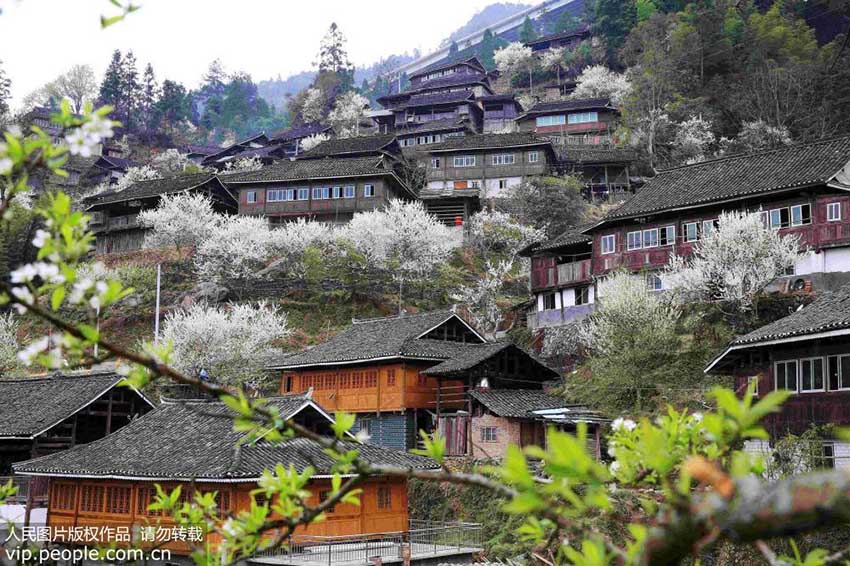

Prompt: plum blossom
[
  {"left": 17, "top": 336, "right": 49, "bottom": 366},
  {"left": 609, "top": 461, "right": 621, "bottom": 474},
  {"left": 65, "top": 114, "right": 115, "bottom": 157},
  {"left": 65, "top": 129, "right": 95, "bottom": 157},
  {"left": 10, "top": 262, "right": 65, "bottom": 285},
  {"left": 32, "top": 229, "right": 50, "bottom": 248},
  {"left": 612, "top": 417, "right": 636, "bottom": 432},
  {"left": 0, "top": 157, "right": 12, "bottom": 175}
]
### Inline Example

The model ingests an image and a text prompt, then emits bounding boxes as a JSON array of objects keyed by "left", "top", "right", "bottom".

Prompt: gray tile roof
[
  {"left": 298, "top": 134, "right": 398, "bottom": 159},
  {"left": 602, "top": 136, "right": 850, "bottom": 223},
  {"left": 403, "top": 91, "right": 477, "bottom": 109},
  {"left": 14, "top": 396, "right": 438, "bottom": 480},
  {"left": 270, "top": 122, "right": 331, "bottom": 143},
  {"left": 0, "top": 372, "right": 150, "bottom": 439},
  {"left": 270, "top": 311, "right": 483, "bottom": 369},
  {"left": 421, "top": 343, "right": 512, "bottom": 376},
  {"left": 730, "top": 285, "right": 850, "bottom": 346},
  {"left": 395, "top": 118, "right": 472, "bottom": 136},
  {"left": 559, "top": 145, "right": 636, "bottom": 164},
  {"left": 519, "top": 223, "right": 595, "bottom": 256},
  {"left": 518, "top": 98, "right": 613, "bottom": 118},
  {"left": 415, "top": 72, "right": 489, "bottom": 93},
  {"left": 220, "top": 156, "right": 394, "bottom": 184},
  {"left": 426, "top": 132, "right": 553, "bottom": 153},
  {"left": 85, "top": 173, "right": 220, "bottom": 208},
  {"left": 468, "top": 389, "right": 600, "bottom": 420},
  {"left": 410, "top": 56, "right": 485, "bottom": 80}
]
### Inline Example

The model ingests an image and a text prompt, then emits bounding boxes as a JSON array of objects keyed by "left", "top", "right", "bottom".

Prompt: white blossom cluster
[
  {"left": 138, "top": 192, "right": 222, "bottom": 251},
  {"left": 328, "top": 91, "right": 370, "bottom": 138},
  {"left": 571, "top": 65, "right": 632, "bottom": 107},
  {"left": 65, "top": 114, "right": 114, "bottom": 157},
  {"left": 223, "top": 156, "right": 263, "bottom": 172},
  {"left": 452, "top": 259, "right": 514, "bottom": 340}
]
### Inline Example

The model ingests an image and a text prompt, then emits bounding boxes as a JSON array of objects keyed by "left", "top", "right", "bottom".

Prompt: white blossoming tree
[
  {"left": 112, "top": 164, "right": 160, "bottom": 192},
  {"left": 301, "top": 87, "right": 325, "bottom": 124},
  {"left": 453, "top": 259, "right": 513, "bottom": 340},
  {"left": 665, "top": 211, "right": 802, "bottom": 310},
  {"left": 342, "top": 200, "right": 457, "bottom": 308},
  {"left": 494, "top": 42, "right": 535, "bottom": 90},
  {"left": 138, "top": 192, "right": 223, "bottom": 253},
  {"left": 223, "top": 156, "right": 263, "bottom": 172},
  {"left": 540, "top": 47, "right": 567, "bottom": 84},
  {"left": 328, "top": 91, "right": 370, "bottom": 138},
  {"left": 0, "top": 312, "right": 24, "bottom": 376},
  {"left": 571, "top": 65, "right": 632, "bottom": 106},
  {"left": 161, "top": 301, "right": 289, "bottom": 388},
  {"left": 720, "top": 120, "right": 793, "bottom": 155},
  {"left": 194, "top": 216, "right": 278, "bottom": 283},
  {"left": 673, "top": 115, "right": 715, "bottom": 164},
  {"left": 299, "top": 132, "right": 330, "bottom": 153},
  {"left": 150, "top": 148, "right": 194, "bottom": 175}
]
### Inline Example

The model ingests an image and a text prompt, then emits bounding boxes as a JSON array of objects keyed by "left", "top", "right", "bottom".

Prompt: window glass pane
[
  {"left": 813, "top": 358, "right": 824, "bottom": 390},
  {"left": 829, "top": 356, "right": 840, "bottom": 390},
  {"left": 643, "top": 229, "right": 658, "bottom": 248},
  {"left": 842, "top": 356, "right": 850, "bottom": 389},
  {"left": 627, "top": 232, "right": 641, "bottom": 250},
  {"left": 802, "top": 359, "right": 812, "bottom": 390},
  {"left": 770, "top": 209, "right": 782, "bottom": 228},
  {"left": 776, "top": 363, "right": 786, "bottom": 389}
]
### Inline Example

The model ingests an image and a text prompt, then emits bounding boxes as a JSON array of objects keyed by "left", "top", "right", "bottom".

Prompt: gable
[{"left": 419, "top": 315, "right": 485, "bottom": 344}]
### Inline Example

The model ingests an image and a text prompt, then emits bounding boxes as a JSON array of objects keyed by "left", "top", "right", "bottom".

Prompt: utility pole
[{"left": 154, "top": 263, "right": 161, "bottom": 346}]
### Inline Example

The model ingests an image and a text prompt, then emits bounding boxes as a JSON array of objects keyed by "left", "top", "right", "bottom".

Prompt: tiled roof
[
  {"left": 0, "top": 372, "right": 151, "bottom": 439},
  {"left": 403, "top": 91, "right": 477, "bottom": 109},
  {"left": 14, "top": 397, "right": 437, "bottom": 480},
  {"left": 602, "top": 136, "right": 850, "bottom": 223},
  {"left": 415, "top": 73, "right": 490, "bottom": 93},
  {"left": 730, "top": 285, "right": 850, "bottom": 346},
  {"left": 518, "top": 97, "right": 613, "bottom": 118},
  {"left": 524, "top": 27, "right": 590, "bottom": 47},
  {"left": 85, "top": 173, "right": 220, "bottom": 208},
  {"left": 270, "top": 311, "right": 483, "bottom": 368},
  {"left": 410, "top": 56, "right": 485, "bottom": 80},
  {"left": 426, "top": 132, "right": 553, "bottom": 153},
  {"left": 395, "top": 118, "right": 472, "bottom": 135},
  {"left": 558, "top": 145, "right": 636, "bottom": 164},
  {"left": 469, "top": 389, "right": 596, "bottom": 419},
  {"left": 421, "top": 343, "right": 512, "bottom": 375},
  {"left": 519, "top": 223, "right": 595, "bottom": 256},
  {"left": 477, "top": 93, "right": 520, "bottom": 104},
  {"left": 182, "top": 144, "right": 222, "bottom": 155},
  {"left": 219, "top": 156, "right": 399, "bottom": 185},
  {"left": 96, "top": 155, "right": 137, "bottom": 170},
  {"left": 216, "top": 144, "right": 285, "bottom": 162},
  {"left": 298, "top": 134, "right": 397, "bottom": 159},
  {"left": 270, "top": 122, "right": 330, "bottom": 142}
]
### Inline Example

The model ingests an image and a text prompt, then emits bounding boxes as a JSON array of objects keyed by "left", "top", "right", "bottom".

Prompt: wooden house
[
  {"left": 180, "top": 144, "right": 223, "bottom": 164},
  {"left": 200, "top": 133, "right": 272, "bottom": 169},
  {"left": 221, "top": 154, "right": 414, "bottom": 226},
  {"left": 268, "top": 122, "right": 333, "bottom": 157},
  {"left": 0, "top": 372, "right": 154, "bottom": 511},
  {"left": 272, "top": 310, "right": 560, "bottom": 455},
  {"left": 466, "top": 389, "right": 606, "bottom": 460},
  {"left": 556, "top": 144, "right": 637, "bottom": 201},
  {"left": 395, "top": 118, "right": 474, "bottom": 151},
  {"left": 705, "top": 284, "right": 850, "bottom": 468},
  {"left": 86, "top": 173, "right": 237, "bottom": 254},
  {"left": 515, "top": 97, "right": 620, "bottom": 147},
  {"left": 523, "top": 28, "right": 591, "bottom": 53},
  {"left": 479, "top": 94, "right": 524, "bottom": 133},
  {"left": 530, "top": 136, "right": 850, "bottom": 330},
  {"left": 83, "top": 154, "right": 138, "bottom": 186},
  {"left": 13, "top": 394, "right": 439, "bottom": 558},
  {"left": 296, "top": 133, "right": 401, "bottom": 161}
]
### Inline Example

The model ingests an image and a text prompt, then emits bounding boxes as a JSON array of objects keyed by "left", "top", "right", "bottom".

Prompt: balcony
[
  {"left": 531, "top": 259, "right": 591, "bottom": 291},
  {"left": 92, "top": 214, "right": 140, "bottom": 233},
  {"left": 250, "top": 521, "right": 483, "bottom": 566},
  {"left": 0, "top": 475, "right": 48, "bottom": 507},
  {"left": 528, "top": 305, "right": 596, "bottom": 330}
]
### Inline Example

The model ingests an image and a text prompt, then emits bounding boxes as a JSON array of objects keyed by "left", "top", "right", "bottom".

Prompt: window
[
  {"left": 312, "top": 187, "right": 321, "bottom": 200},
  {"left": 542, "top": 292, "right": 556, "bottom": 310},
  {"left": 481, "top": 427, "right": 498, "bottom": 442},
  {"left": 344, "top": 185, "right": 355, "bottom": 198},
  {"left": 770, "top": 208, "right": 791, "bottom": 229},
  {"left": 298, "top": 188, "right": 309, "bottom": 200},
  {"left": 683, "top": 222, "right": 699, "bottom": 243},
  {"left": 80, "top": 485, "right": 104, "bottom": 513},
  {"left": 647, "top": 274, "right": 664, "bottom": 291},
  {"left": 246, "top": 191, "right": 256, "bottom": 204},
  {"left": 528, "top": 151, "right": 539, "bottom": 163},
  {"left": 659, "top": 226, "right": 675, "bottom": 246},
  {"left": 492, "top": 154, "right": 515, "bottom": 165},
  {"left": 498, "top": 179, "right": 508, "bottom": 189},
  {"left": 748, "top": 375, "right": 759, "bottom": 397},
  {"left": 791, "top": 204, "right": 812, "bottom": 227},
  {"left": 267, "top": 189, "right": 284, "bottom": 202},
  {"left": 827, "top": 202, "right": 842, "bottom": 222},
  {"left": 285, "top": 189, "right": 296, "bottom": 201},
  {"left": 819, "top": 443, "right": 836, "bottom": 469},
  {"left": 470, "top": 180, "right": 482, "bottom": 189},
  {"left": 827, "top": 355, "right": 850, "bottom": 390},
  {"left": 106, "top": 486, "right": 131, "bottom": 514},
  {"left": 775, "top": 360, "right": 798, "bottom": 392},
  {"left": 358, "top": 416, "right": 372, "bottom": 436},
  {"left": 319, "top": 490, "right": 336, "bottom": 513},
  {"left": 567, "top": 111, "right": 598, "bottom": 124},
  {"left": 536, "top": 115, "right": 566, "bottom": 127},
  {"left": 377, "top": 486, "right": 392, "bottom": 510},
  {"left": 800, "top": 358, "right": 825, "bottom": 392},
  {"left": 332, "top": 186, "right": 341, "bottom": 199},
  {"left": 601, "top": 234, "right": 616, "bottom": 254},
  {"left": 575, "top": 286, "right": 590, "bottom": 305},
  {"left": 364, "top": 184, "right": 375, "bottom": 197},
  {"left": 387, "top": 369, "right": 396, "bottom": 387},
  {"left": 702, "top": 219, "right": 719, "bottom": 237},
  {"left": 642, "top": 228, "right": 659, "bottom": 248},
  {"left": 431, "top": 157, "right": 441, "bottom": 169},
  {"left": 453, "top": 155, "right": 476, "bottom": 167},
  {"left": 627, "top": 231, "right": 642, "bottom": 251}
]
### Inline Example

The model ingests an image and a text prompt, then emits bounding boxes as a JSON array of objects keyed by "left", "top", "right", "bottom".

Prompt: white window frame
[
  {"left": 627, "top": 231, "right": 642, "bottom": 251},
  {"left": 775, "top": 360, "right": 799, "bottom": 393},
  {"left": 747, "top": 375, "right": 759, "bottom": 397},
  {"left": 683, "top": 222, "right": 699, "bottom": 243},
  {"left": 312, "top": 187, "right": 322, "bottom": 200},
  {"left": 701, "top": 219, "right": 718, "bottom": 237},
  {"left": 246, "top": 191, "right": 256, "bottom": 204},
  {"left": 646, "top": 273, "right": 664, "bottom": 292},
  {"left": 799, "top": 356, "right": 826, "bottom": 393},
  {"left": 267, "top": 189, "right": 284, "bottom": 202},
  {"left": 827, "top": 202, "right": 842, "bottom": 222},
  {"left": 492, "top": 153, "right": 515, "bottom": 166},
  {"left": 790, "top": 203, "right": 812, "bottom": 227},
  {"left": 285, "top": 189, "right": 295, "bottom": 201},
  {"left": 364, "top": 184, "right": 375, "bottom": 197},
  {"left": 480, "top": 426, "right": 498, "bottom": 442},
  {"left": 431, "top": 157, "right": 441, "bottom": 169},
  {"left": 567, "top": 111, "right": 598, "bottom": 124},
  {"left": 601, "top": 234, "right": 616, "bottom": 255},
  {"left": 642, "top": 228, "right": 659, "bottom": 248},
  {"left": 453, "top": 155, "right": 476, "bottom": 167},
  {"left": 297, "top": 188, "right": 309, "bottom": 200},
  {"left": 344, "top": 185, "right": 355, "bottom": 199},
  {"left": 528, "top": 151, "right": 539, "bottom": 163},
  {"left": 536, "top": 115, "right": 566, "bottom": 127},
  {"left": 332, "top": 186, "right": 341, "bottom": 199},
  {"left": 827, "top": 354, "right": 850, "bottom": 391},
  {"left": 659, "top": 225, "right": 675, "bottom": 247}
]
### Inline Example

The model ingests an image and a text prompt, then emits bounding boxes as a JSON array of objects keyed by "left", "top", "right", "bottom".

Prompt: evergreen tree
[
  {"left": 98, "top": 50, "right": 124, "bottom": 110},
  {"left": 478, "top": 29, "right": 504, "bottom": 69},
  {"left": 520, "top": 16, "right": 537, "bottom": 43},
  {"left": 316, "top": 23, "right": 353, "bottom": 75},
  {"left": 201, "top": 59, "right": 228, "bottom": 97},
  {"left": 592, "top": 0, "right": 638, "bottom": 63},
  {"left": 0, "top": 60, "right": 11, "bottom": 118},
  {"left": 154, "top": 79, "right": 190, "bottom": 130},
  {"left": 121, "top": 50, "right": 141, "bottom": 131},
  {"left": 551, "top": 10, "right": 583, "bottom": 34},
  {"left": 449, "top": 40, "right": 459, "bottom": 55},
  {"left": 141, "top": 63, "right": 159, "bottom": 134}
]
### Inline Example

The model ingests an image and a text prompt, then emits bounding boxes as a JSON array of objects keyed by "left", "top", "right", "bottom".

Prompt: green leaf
[
  {"left": 51, "top": 287, "right": 65, "bottom": 311},
  {"left": 332, "top": 412, "right": 356, "bottom": 439}
]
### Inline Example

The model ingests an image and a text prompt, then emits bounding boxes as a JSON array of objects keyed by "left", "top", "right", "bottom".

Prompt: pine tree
[
  {"left": 141, "top": 63, "right": 159, "bottom": 134},
  {"left": 316, "top": 23, "right": 353, "bottom": 75},
  {"left": 98, "top": 50, "right": 124, "bottom": 110},
  {"left": 154, "top": 79, "right": 189, "bottom": 130},
  {"left": 0, "top": 60, "right": 11, "bottom": 118},
  {"left": 121, "top": 51, "right": 141, "bottom": 132},
  {"left": 520, "top": 16, "right": 537, "bottom": 43},
  {"left": 201, "top": 59, "right": 228, "bottom": 97}
]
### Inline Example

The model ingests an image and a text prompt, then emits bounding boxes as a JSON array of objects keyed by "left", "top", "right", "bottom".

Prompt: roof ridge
[
  {"left": 352, "top": 309, "right": 453, "bottom": 324},
  {"left": 0, "top": 370, "right": 120, "bottom": 383},
  {"left": 657, "top": 134, "right": 850, "bottom": 174}
]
